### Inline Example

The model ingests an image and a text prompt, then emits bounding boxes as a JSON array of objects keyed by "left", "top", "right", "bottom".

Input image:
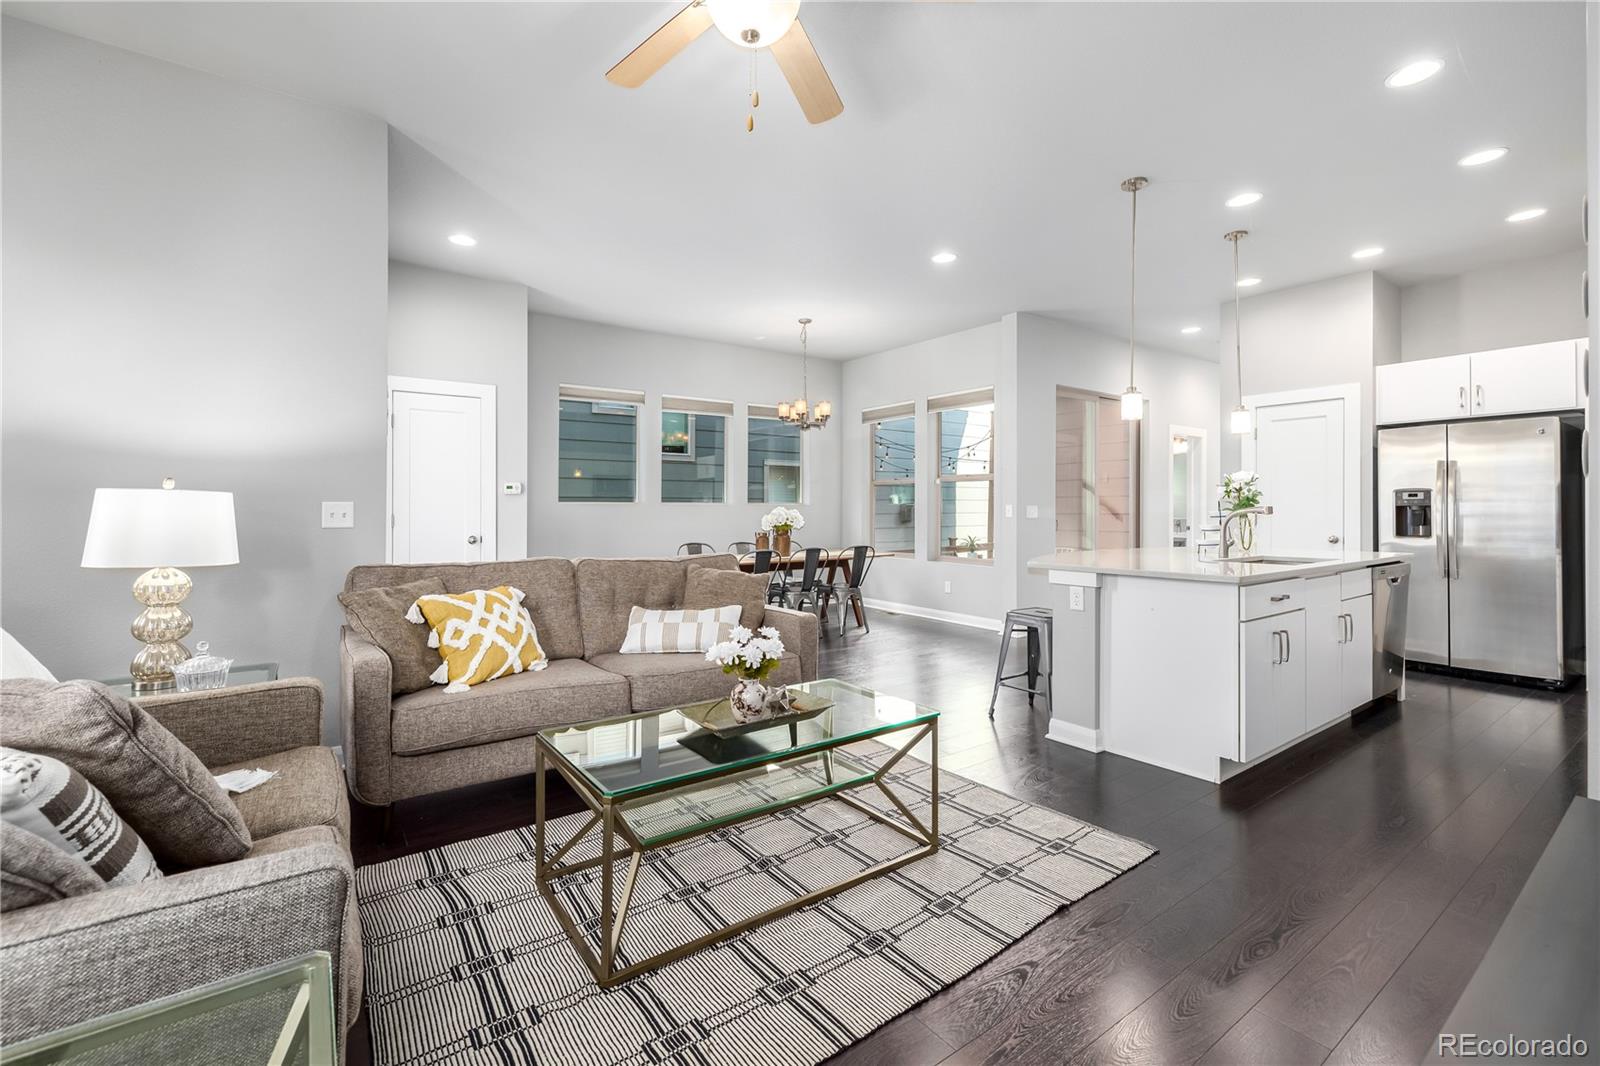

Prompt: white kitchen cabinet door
[
  {"left": 1341, "top": 596, "right": 1374, "bottom": 711},
  {"left": 1376, "top": 356, "right": 1470, "bottom": 425},
  {"left": 1240, "top": 611, "right": 1307, "bottom": 762},
  {"left": 1304, "top": 577, "right": 1344, "bottom": 731},
  {"left": 1469, "top": 341, "right": 1581, "bottom": 417}
]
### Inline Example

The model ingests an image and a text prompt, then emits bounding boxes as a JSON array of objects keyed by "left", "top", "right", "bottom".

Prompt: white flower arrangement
[
  {"left": 760, "top": 506, "right": 805, "bottom": 534},
  {"left": 706, "top": 625, "right": 786, "bottom": 681}
]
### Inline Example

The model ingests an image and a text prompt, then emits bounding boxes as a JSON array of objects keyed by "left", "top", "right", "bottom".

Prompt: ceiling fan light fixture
[{"left": 705, "top": 0, "right": 801, "bottom": 49}]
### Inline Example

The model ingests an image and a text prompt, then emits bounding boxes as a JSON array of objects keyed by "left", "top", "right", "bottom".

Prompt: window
[
  {"left": 1056, "top": 387, "right": 1141, "bottom": 549},
  {"left": 866, "top": 404, "right": 916, "bottom": 555},
  {"left": 933, "top": 392, "right": 995, "bottom": 560},
  {"left": 747, "top": 409, "right": 803, "bottom": 504},
  {"left": 557, "top": 385, "right": 643, "bottom": 502},
  {"left": 661, "top": 397, "right": 732, "bottom": 503}
]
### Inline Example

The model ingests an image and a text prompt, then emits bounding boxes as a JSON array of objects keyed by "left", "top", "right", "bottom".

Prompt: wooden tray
[{"left": 679, "top": 690, "right": 835, "bottom": 739}]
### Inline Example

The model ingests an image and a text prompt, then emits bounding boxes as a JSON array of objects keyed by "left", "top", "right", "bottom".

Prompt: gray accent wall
[
  {"left": 1, "top": 20, "right": 389, "bottom": 743},
  {"left": 528, "top": 313, "right": 843, "bottom": 557}
]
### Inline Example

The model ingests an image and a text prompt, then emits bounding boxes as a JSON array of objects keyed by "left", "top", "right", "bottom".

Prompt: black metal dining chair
[
  {"left": 741, "top": 550, "right": 789, "bottom": 606},
  {"left": 786, "top": 547, "right": 832, "bottom": 617},
  {"left": 677, "top": 542, "right": 717, "bottom": 556},
  {"left": 819, "top": 545, "right": 875, "bottom": 635},
  {"left": 727, "top": 540, "right": 757, "bottom": 556}
]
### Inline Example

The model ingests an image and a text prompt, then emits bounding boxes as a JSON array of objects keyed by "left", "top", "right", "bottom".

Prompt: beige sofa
[{"left": 340, "top": 554, "right": 820, "bottom": 810}]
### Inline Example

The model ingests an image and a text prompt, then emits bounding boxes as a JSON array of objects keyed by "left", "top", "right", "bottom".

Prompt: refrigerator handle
[
  {"left": 1447, "top": 459, "right": 1461, "bottom": 580},
  {"left": 1434, "top": 459, "right": 1449, "bottom": 579}
]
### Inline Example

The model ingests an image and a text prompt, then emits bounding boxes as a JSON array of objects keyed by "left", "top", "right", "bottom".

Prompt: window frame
[
  {"left": 868, "top": 412, "right": 918, "bottom": 558},
  {"left": 658, "top": 407, "right": 727, "bottom": 504},
  {"left": 746, "top": 410, "right": 806, "bottom": 505},
  {"left": 933, "top": 402, "right": 996, "bottom": 564},
  {"left": 556, "top": 393, "right": 641, "bottom": 504}
]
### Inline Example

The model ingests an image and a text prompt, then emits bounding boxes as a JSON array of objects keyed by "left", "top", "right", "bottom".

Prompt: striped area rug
[{"left": 356, "top": 747, "right": 1155, "bottom": 1066}]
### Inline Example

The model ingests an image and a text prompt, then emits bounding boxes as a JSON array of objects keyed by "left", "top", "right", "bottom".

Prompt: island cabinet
[
  {"left": 1239, "top": 610, "right": 1306, "bottom": 762},
  {"left": 1304, "top": 573, "right": 1375, "bottom": 732}
]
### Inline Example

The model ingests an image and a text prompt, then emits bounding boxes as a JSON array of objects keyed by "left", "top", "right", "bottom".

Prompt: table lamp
[{"left": 81, "top": 479, "right": 239, "bottom": 693}]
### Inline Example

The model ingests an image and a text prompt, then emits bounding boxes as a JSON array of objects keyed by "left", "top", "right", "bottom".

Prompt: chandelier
[{"left": 778, "top": 317, "right": 831, "bottom": 430}]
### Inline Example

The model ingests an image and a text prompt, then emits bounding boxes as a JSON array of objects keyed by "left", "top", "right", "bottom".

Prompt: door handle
[
  {"left": 1474, "top": 384, "right": 1484, "bottom": 409},
  {"left": 467, "top": 535, "right": 481, "bottom": 545},
  {"left": 1448, "top": 460, "right": 1461, "bottom": 580},
  {"left": 1435, "top": 459, "right": 1449, "bottom": 579},
  {"left": 1272, "top": 630, "right": 1283, "bottom": 665},
  {"left": 1328, "top": 534, "right": 1341, "bottom": 544},
  {"left": 1458, "top": 385, "right": 1467, "bottom": 411},
  {"left": 1283, "top": 630, "right": 1291, "bottom": 663}
]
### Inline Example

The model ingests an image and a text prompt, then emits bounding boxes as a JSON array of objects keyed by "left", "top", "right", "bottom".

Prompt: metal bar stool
[{"left": 988, "top": 606, "right": 1053, "bottom": 719}]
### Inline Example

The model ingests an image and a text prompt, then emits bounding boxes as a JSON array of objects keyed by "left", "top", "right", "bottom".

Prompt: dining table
[{"left": 737, "top": 548, "right": 867, "bottom": 629}]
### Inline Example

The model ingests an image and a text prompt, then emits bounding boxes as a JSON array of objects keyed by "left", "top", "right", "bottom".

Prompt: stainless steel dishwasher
[{"left": 1372, "top": 562, "right": 1410, "bottom": 701}]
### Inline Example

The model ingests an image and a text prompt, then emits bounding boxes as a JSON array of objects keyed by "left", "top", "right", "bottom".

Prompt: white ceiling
[{"left": 6, "top": 1, "right": 1588, "bottom": 359}]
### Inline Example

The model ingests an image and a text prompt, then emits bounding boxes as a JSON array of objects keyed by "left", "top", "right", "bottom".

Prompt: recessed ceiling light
[
  {"left": 1457, "top": 147, "right": 1509, "bottom": 168},
  {"left": 1505, "top": 207, "right": 1547, "bottom": 223},
  {"left": 1225, "top": 192, "right": 1263, "bottom": 208},
  {"left": 1181, "top": 326, "right": 1203, "bottom": 335},
  {"left": 930, "top": 251, "right": 958, "bottom": 265},
  {"left": 1385, "top": 58, "right": 1442, "bottom": 88},
  {"left": 1237, "top": 277, "right": 1262, "bottom": 288},
  {"left": 1351, "top": 246, "right": 1385, "bottom": 259},
  {"left": 448, "top": 233, "right": 477, "bottom": 247}
]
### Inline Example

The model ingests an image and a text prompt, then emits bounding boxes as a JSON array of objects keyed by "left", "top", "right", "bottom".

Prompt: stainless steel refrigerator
[{"left": 1378, "top": 416, "right": 1584, "bottom": 684}]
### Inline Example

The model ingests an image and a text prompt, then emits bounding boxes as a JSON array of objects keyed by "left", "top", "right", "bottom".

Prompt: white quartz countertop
[{"left": 1026, "top": 548, "right": 1413, "bottom": 585}]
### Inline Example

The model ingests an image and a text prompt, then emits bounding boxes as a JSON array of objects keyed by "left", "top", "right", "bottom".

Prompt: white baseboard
[
  {"left": 865, "top": 599, "right": 1002, "bottom": 633},
  {"left": 1045, "top": 718, "right": 1104, "bottom": 752}
]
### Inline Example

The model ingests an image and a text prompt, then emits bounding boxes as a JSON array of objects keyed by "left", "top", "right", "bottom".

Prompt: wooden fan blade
[
  {"left": 606, "top": 3, "right": 714, "bottom": 88},
  {"left": 769, "top": 19, "right": 843, "bottom": 124}
]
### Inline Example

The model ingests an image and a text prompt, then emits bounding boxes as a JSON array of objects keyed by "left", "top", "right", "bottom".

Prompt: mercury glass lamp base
[{"left": 128, "top": 566, "right": 194, "bottom": 692}]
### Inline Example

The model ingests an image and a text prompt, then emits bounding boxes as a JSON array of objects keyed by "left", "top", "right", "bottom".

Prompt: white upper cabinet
[
  {"left": 1377, "top": 341, "right": 1587, "bottom": 425},
  {"left": 1468, "top": 341, "right": 1583, "bottom": 417},
  {"left": 1375, "top": 355, "right": 1470, "bottom": 425}
]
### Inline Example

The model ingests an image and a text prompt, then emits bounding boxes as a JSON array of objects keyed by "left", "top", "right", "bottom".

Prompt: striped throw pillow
[
  {"left": 0, "top": 747, "right": 162, "bottom": 888},
  {"left": 618, "top": 605, "right": 742, "bottom": 654}
]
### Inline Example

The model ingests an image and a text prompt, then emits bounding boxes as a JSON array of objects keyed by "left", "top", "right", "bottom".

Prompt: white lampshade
[
  {"left": 1120, "top": 387, "right": 1144, "bottom": 421},
  {"left": 705, "top": 0, "right": 800, "bottom": 48},
  {"left": 82, "top": 488, "right": 239, "bottom": 569},
  {"left": 1230, "top": 406, "right": 1253, "bottom": 435}
]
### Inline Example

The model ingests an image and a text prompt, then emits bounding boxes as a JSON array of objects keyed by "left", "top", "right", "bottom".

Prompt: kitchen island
[{"left": 1026, "top": 548, "right": 1411, "bottom": 782}]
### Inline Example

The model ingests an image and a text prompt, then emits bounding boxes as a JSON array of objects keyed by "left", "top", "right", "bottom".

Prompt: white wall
[
  {"left": 388, "top": 261, "right": 529, "bottom": 557},
  {"left": 839, "top": 323, "right": 1005, "bottom": 625},
  {"left": 1220, "top": 271, "right": 1389, "bottom": 547},
  {"left": 527, "top": 313, "right": 843, "bottom": 557},
  {"left": 838, "top": 316, "right": 1220, "bottom": 624},
  {"left": 1010, "top": 313, "right": 1222, "bottom": 610},
  {"left": 1, "top": 19, "right": 389, "bottom": 742},
  {"left": 1585, "top": 2, "right": 1598, "bottom": 801},
  {"left": 1399, "top": 249, "right": 1589, "bottom": 361}
]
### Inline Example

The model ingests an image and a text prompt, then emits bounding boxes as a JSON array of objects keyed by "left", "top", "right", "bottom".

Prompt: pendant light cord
[
  {"left": 1128, "top": 182, "right": 1138, "bottom": 389},
  {"left": 800, "top": 318, "right": 808, "bottom": 405},
  {"left": 1233, "top": 235, "right": 1243, "bottom": 403}
]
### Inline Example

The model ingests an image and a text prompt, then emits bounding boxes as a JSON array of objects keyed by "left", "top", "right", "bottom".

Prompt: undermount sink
[{"left": 1211, "top": 555, "right": 1323, "bottom": 566}]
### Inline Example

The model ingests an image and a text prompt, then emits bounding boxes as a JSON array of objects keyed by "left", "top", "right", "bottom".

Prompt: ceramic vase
[{"left": 730, "top": 678, "right": 770, "bottom": 723}]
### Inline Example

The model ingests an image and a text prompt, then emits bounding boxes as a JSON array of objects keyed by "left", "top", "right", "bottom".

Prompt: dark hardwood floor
[{"left": 347, "top": 611, "right": 1589, "bottom": 1066}]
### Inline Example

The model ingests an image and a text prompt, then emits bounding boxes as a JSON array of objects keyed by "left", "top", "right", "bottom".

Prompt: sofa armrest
[
  {"left": 764, "top": 606, "right": 819, "bottom": 681},
  {"left": 134, "top": 678, "right": 323, "bottom": 769},
  {"left": 340, "top": 627, "right": 394, "bottom": 807},
  {"left": 0, "top": 828, "right": 358, "bottom": 1047}
]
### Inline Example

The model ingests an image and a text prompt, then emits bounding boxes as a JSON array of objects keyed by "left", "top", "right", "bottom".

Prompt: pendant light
[
  {"left": 1119, "top": 176, "right": 1148, "bottom": 421},
  {"left": 778, "top": 317, "right": 831, "bottom": 430},
  {"left": 1225, "top": 229, "right": 1252, "bottom": 434}
]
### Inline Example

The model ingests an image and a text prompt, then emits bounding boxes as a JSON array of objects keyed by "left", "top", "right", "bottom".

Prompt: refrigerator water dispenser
[{"left": 1393, "top": 489, "right": 1432, "bottom": 538}]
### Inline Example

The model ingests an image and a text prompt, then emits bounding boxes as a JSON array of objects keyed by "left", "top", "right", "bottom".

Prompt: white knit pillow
[
  {"left": 618, "top": 605, "right": 742, "bottom": 654},
  {"left": 0, "top": 747, "right": 162, "bottom": 888}
]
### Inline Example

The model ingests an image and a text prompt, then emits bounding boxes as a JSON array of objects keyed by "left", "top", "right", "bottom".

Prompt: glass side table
[
  {"left": 0, "top": 951, "right": 335, "bottom": 1066},
  {"left": 97, "top": 662, "right": 279, "bottom": 699}
]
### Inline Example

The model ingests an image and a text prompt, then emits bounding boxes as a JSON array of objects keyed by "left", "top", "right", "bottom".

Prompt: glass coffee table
[{"left": 534, "top": 678, "right": 940, "bottom": 987}]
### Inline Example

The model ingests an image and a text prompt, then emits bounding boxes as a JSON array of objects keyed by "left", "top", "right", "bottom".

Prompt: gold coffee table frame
[{"left": 534, "top": 703, "right": 939, "bottom": 988}]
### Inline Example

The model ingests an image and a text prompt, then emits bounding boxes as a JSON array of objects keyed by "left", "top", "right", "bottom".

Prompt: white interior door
[
  {"left": 390, "top": 379, "right": 496, "bottom": 564},
  {"left": 1245, "top": 393, "right": 1353, "bottom": 554}
]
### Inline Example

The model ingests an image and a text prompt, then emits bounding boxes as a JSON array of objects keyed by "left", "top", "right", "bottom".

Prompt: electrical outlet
[
  {"left": 1069, "top": 586, "right": 1085, "bottom": 611},
  {"left": 1025, "top": 505, "right": 1039, "bottom": 519},
  {"left": 943, "top": 580, "right": 952, "bottom": 594},
  {"left": 321, "top": 501, "right": 354, "bottom": 529}
]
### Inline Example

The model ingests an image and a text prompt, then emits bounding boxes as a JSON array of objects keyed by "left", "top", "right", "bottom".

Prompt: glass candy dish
[{"left": 173, "top": 641, "right": 232, "bottom": 692}]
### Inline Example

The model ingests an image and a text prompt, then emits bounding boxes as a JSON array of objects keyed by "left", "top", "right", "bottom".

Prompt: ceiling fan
[{"left": 606, "top": 0, "right": 844, "bottom": 126}]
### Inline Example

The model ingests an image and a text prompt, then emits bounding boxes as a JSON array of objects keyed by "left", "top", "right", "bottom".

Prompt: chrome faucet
[{"left": 1219, "top": 506, "right": 1274, "bottom": 560}]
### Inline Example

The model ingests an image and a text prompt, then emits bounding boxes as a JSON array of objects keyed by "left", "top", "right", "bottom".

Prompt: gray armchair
[{"left": 0, "top": 679, "right": 361, "bottom": 1061}]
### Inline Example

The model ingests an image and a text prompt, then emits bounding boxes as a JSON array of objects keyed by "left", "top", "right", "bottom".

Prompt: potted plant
[
  {"left": 706, "top": 625, "right": 787, "bottom": 722},
  {"left": 760, "top": 506, "right": 805, "bottom": 556},
  {"left": 1221, "top": 470, "right": 1264, "bottom": 553}
]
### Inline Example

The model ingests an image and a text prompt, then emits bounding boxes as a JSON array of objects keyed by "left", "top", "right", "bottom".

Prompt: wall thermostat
[{"left": 502, "top": 482, "right": 524, "bottom": 495}]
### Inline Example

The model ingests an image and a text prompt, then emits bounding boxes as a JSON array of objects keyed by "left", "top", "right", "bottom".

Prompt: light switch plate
[
  {"left": 1004, "top": 504, "right": 1014, "bottom": 519},
  {"left": 943, "top": 581, "right": 952, "bottom": 594},
  {"left": 321, "top": 501, "right": 354, "bottom": 529},
  {"left": 1069, "top": 586, "right": 1085, "bottom": 611},
  {"left": 1025, "top": 505, "right": 1040, "bottom": 519}
]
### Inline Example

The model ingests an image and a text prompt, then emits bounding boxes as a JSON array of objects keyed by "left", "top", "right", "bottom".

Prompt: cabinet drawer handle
[
  {"left": 1458, "top": 385, "right": 1467, "bottom": 410},
  {"left": 1475, "top": 384, "right": 1484, "bottom": 408},
  {"left": 1269, "top": 594, "right": 1291, "bottom": 603}
]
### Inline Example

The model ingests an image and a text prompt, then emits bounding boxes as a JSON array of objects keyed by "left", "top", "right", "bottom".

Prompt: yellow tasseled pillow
[{"left": 406, "top": 586, "right": 546, "bottom": 692}]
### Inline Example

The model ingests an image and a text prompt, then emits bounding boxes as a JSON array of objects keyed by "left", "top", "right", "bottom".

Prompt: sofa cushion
[
  {"left": 337, "top": 577, "right": 446, "bottom": 696},
  {"left": 215, "top": 746, "right": 350, "bottom": 846},
  {"left": 588, "top": 650, "right": 803, "bottom": 712},
  {"left": 390, "top": 659, "right": 630, "bottom": 756},
  {"left": 0, "top": 680, "right": 251, "bottom": 868},
  {"left": 575, "top": 555, "right": 739, "bottom": 659},
  {"left": 344, "top": 559, "right": 584, "bottom": 661},
  {"left": 683, "top": 565, "right": 770, "bottom": 630},
  {"left": 0, "top": 822, "right": 109, "bottom": 913}
]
